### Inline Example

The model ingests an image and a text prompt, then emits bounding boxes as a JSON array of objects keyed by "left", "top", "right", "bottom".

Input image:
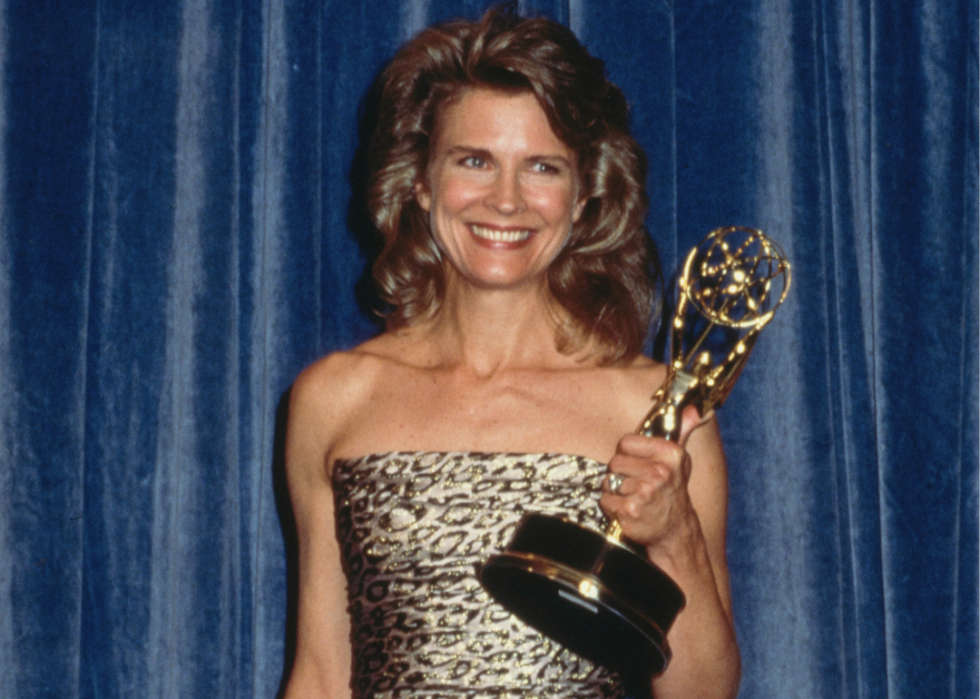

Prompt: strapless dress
[{"left": 332, "top": 451, "right": 627, "bottom": 699}]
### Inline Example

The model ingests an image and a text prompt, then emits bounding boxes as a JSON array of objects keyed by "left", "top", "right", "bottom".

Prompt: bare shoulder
[
  {"left": 602, "top": 353, "right": 670, "bottom": 425},
  {"left": 290, "top": 350, "right": 372, "bottom": 437},
  {"left": 287, "top": 334, "right": 414, "bottom": 476},
  {"left": 616, "top": 354, "right": 724, "bottom": 450},
  {"left": 291, "top": 332, "right": 416, "bottom": 411},
  {"left": 619, "top": 352, "right": 666, "bottom": 388}
]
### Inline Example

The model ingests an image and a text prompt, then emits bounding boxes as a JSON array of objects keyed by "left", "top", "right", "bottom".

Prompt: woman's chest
[{"left": 335, "top": 366, "right": 658, "bottom": 462}]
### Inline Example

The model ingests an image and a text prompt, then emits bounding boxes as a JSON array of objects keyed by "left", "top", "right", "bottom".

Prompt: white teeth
[{"left": 470, "top": 225, "right": 532, "bottom": 242}]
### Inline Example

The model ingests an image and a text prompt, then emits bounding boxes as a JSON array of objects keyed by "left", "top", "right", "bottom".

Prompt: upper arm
[
  {"left": 683, "top": 415, "right": 733, "bottom": 618},
  {"left": 282, "top": 361, "right": 357, "bottom": 699}
]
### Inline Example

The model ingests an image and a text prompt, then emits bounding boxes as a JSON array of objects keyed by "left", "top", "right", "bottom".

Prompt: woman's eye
[
  {"left": 460, "top": 155, "right": 486, "bottom": 168},
  {"left": 530, "top": 161, "right": 560, "bottom": 175}
]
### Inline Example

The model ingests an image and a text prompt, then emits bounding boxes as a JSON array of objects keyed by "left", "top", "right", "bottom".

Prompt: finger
[
  {"left": 614, "top": 434, "right": 685, "bottom": 477},
  {"left": 605, "top": 469, "right": 664, "bottom": 502},
  {"left": 602, "top": 471, "right": 630, "bottom": 496},
  {"left": 606, "top": 455, "right": 680, "bottom": 512},
  {"left": 598, "top": 491, "right": 622, "bottom": 523},
  {"left": 677, "top": 405, "right": 703, "bottom": 448},
  {"left": 599, "top": 490, "right": 642, "bottom": 523},
  {"left": 600, "top": 481, "right": 668, "bottom": 534}
]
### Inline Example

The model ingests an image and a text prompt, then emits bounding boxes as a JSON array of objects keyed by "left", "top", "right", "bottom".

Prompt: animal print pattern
[{"left": 333, "top": 451, "right": 626, "bottom": 699}]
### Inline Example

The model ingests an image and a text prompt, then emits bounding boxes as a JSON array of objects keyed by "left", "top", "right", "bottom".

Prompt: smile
[{"left": 469, "top": 225, "right": 533, "bottom": 243}]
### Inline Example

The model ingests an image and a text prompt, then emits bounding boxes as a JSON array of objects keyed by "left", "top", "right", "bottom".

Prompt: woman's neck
[{"left": 420, "top": 273, "right": 577, "bottom": 376}]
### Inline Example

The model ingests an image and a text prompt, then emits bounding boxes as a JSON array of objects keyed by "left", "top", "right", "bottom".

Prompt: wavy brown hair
[{"left": 367, "top": 4, "right": 661, "bottom": 364}]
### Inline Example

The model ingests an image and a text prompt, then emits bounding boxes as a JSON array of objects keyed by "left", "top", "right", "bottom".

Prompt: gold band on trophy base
[{"left": 480, "top": 226, "right": 791, "bottom": 683}]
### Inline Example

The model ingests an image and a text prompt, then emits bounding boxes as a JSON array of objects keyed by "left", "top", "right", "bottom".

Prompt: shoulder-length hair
[{"left": 367, "top": 4, "right": 661, "bottom": 364}]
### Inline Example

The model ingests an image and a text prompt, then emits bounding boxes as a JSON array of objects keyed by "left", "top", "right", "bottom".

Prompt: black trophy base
[{"left": 479, "top": 513, "right": 685, "bottom": 682}]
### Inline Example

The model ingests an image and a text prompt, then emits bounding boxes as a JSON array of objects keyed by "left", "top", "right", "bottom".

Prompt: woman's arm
[
  {"left": 600, "top": 408, "right": 740, "bottom": 699},
  {"left": 282, "top": 364, "right": 355, "bottom": 699}
]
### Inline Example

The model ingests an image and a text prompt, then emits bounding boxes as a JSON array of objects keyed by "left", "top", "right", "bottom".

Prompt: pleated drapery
[{"left": 0, "top": 1, "right": 975, "bottom": 698}]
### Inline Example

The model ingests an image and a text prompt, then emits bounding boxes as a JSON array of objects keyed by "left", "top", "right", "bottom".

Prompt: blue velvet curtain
[{"left": 1, "top": 0, "right": 975, "bottom": 697}]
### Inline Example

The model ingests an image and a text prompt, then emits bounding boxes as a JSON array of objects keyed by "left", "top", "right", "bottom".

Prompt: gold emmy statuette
[{"left": 479, "top": 226, "right": 791, "bottom": 683}]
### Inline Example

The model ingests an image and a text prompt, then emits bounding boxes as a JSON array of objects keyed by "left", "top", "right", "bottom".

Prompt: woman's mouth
[{"left": 469, "top": 224, "right": 533, "bottom": 243}]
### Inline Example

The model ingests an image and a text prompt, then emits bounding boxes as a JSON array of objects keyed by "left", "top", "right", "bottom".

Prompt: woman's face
[{"left": 417, "top": 88, "right": 586, "bottom": 291}]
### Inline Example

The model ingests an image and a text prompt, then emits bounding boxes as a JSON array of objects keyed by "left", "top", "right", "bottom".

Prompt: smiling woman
[
  {"left": 282, "top": 5, "right": 740, "bottom": 699},
  {"left": 416, "top": 89, "right": 587, "bottom": 291},
  {"left": 367, "top": 7, "right": 657, "bottom": 364}
]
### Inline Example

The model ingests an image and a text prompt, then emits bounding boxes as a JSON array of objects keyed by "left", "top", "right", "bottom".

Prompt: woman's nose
[{"left": 485, "top": 171, "right": 526, "bottom": 214}]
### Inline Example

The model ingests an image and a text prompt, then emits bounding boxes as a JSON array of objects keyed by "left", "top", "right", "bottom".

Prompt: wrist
[{"left": 644, "top": 512, "right": 709, "bottom": 579}]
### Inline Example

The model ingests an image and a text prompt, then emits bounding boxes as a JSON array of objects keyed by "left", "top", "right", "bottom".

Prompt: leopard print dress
[{"left": 332, "top": 451, "right": 627, "bottom": 699}]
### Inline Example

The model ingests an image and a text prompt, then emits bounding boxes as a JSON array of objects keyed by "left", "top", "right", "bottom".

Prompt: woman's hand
[
  {"left": 600, "top": 405, "right": 741, "bottom": 699},
  {"left": 599, "top": 405, "right": 706, "bottom": 558}
]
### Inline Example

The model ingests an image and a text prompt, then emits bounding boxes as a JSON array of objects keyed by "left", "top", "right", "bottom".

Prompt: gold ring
[{"left": 605, "top": 472, "right": 625, "bottom": 495}]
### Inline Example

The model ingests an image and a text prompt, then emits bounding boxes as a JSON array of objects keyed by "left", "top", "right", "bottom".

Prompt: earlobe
[
  {"left": 572, "top": 196, "right": 588, "bottom": 223},
  {"left": 415, "top": 181, "right": 432, "bottom": 212}
]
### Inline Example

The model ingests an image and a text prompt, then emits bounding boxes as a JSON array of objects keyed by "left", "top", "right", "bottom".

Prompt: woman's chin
[{"left": 452, "top": 266, "right": 549, "bottom": 292}]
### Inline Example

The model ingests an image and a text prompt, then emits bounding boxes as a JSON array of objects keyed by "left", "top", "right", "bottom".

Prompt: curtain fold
[{"left": 0, "top": 0, "right": 975, "bottom": 697}]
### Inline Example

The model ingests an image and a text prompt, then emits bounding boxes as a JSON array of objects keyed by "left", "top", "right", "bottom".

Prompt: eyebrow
[{"left": 445, "top": 146, "right": 492, "bottom": 158}]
